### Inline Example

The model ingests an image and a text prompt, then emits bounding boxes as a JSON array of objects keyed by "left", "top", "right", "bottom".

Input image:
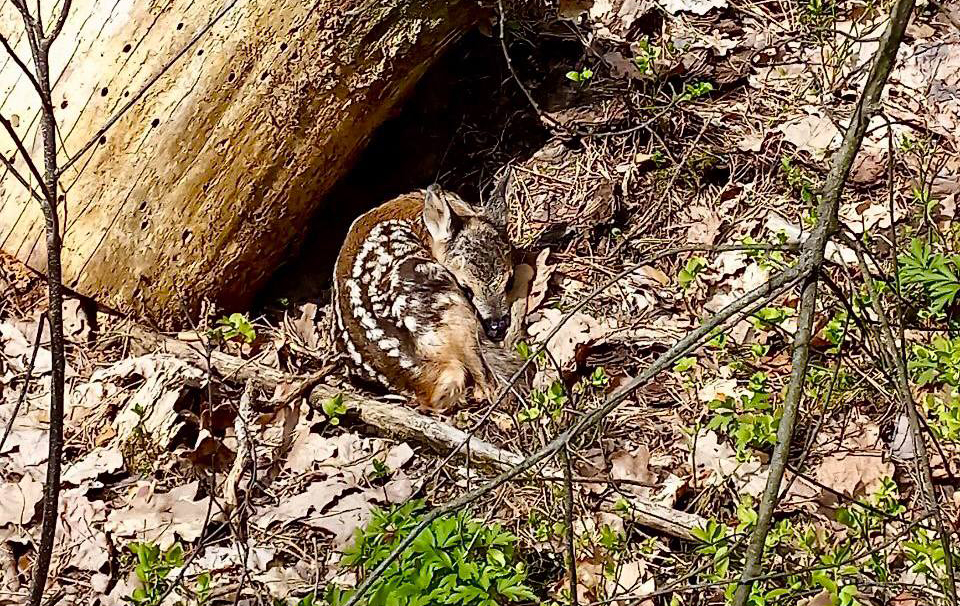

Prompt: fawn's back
[{"left": 332, "top": 182, "right": 518, "bottom": 410}]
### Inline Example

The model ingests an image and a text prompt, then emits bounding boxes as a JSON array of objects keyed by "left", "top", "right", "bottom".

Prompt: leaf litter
[{"left": 1, "top": 1, "right": 959, "bottom": 604}]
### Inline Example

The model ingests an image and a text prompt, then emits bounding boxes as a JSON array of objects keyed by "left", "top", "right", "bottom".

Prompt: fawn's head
[{"left": 423, "top": 172, "right": 515, "bottom": 341}]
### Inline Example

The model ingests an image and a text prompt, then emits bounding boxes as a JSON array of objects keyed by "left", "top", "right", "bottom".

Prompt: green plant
[
  {"left": 326, "top": 500, "right": 536, "bottom": 606},
  {"left": 677, "top": 256, "right": 707, "bottom": 289},
  {"left": 905, "top": 528, "right": 950, "bottom": 591},
  {"left": 922, "top": 393, "right": 960, "bottom": 441},
  {"left": 898, "top": 238, "right": 960, "bottom": 314},
  {"left": 126, "top": 541, "right": 207, "bottom": 606},
  {"left": 575, "top": 366, "right": 609, "bottom": 395},
  {"left": 213, "top": 312, "right": 257, "bottom": 344},
  {"left": 910, "top": 335, "right": 960, "bottom": 440},
  {"left": 632, "top": 38, "right": 661, "bottom": 76},
  {"left": 742, "top": 235, "right": 788, "bottom": 270},
  {"left": 519, "top": 380, "right": 568, "bottom": 423},
  {"left": 321, "top": 393, "right": 348, "bottom": 426},
  {"left": 706, "top": 372, "right": 779, "bottom": 458},
  {"left": 750, "top": 306, "right": 794, "bottom": 331},
  {"left": 822, "top": 311, "right": 847, "bottom": 353},
  {"left": 781, "top": 155, "right": 816, "bottom": 204},
  {"left": 681, "top": 81, "right": 713, "bottom": 101},
  {"left": 370, "top": 458, "right": 391, "bottom": 480},
  {"left": 673, "top": 356, "right": 697, "bottom": 373},
  {"left": 565, "top": 68, "right": 594, "bottom": 84},
  {"left": 910, "top": 335, "right": 960, "bottom": 387}
]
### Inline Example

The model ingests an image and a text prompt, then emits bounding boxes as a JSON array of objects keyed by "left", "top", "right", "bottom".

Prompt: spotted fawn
[{"left": 332, "top": 175, "right": 519, "bottom": 411}]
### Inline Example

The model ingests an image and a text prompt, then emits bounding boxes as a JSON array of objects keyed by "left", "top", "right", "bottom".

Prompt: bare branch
[
  {"left": 43, "top": 0, "right": 71, "bottom": 47},
  {"left": 732, "top": 0, "right": 919, "bottom": 602},
  {"left": 0, "top": 149, "right": 45, "bottom": 203},
  {"left": 851, "top": 239, "right": 958, "bottom": 604},
  {"left": 0, "top": 33, "right": 44, "bottom": 101},
  {"left": 0, "top": 113, "right": 51, "bottom": 201}
]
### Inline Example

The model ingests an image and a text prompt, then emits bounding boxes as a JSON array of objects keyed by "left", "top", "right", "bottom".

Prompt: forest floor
[{"left": 2, "top": 1, "right": 960, "bottom": 605}]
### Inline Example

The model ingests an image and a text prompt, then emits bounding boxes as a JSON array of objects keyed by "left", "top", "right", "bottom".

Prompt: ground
[{"left": 2, "top": 1, "right": 960, "bottom": 605}]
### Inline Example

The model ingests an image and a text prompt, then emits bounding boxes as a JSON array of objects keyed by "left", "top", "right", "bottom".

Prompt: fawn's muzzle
[{"left": 482, "top": 314, "right": 510, "bottom": 342}]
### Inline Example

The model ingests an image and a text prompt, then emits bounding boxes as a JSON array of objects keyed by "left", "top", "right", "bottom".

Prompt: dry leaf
[
  {"left": 527, "top": 308, "right": 610, "bottom": 371},
  {"left": 384, "top": 443, "right": 414, "bottom": 470},
  {"left": 526, "top": 248, "right": 555, "bottom": 314},
  {"left": 252, "top": 478, "right": 353, "bottom": 529},
  {"left": 0, "top": 475, "right": 42, "bottom": 525},
  {"left": 254, "top": 566, "right": 307, "bottom": 598},
  {"left": 777, "top": 114, "right": 839, "bottom": 159},
  {"left": 62, "top": 446, "right": 124, "bottom": 485},
  {"left": 306, "top": 491, "right": 377, "bottom": 547},
  {"left": 58, "top": 489, "right": 110, "bottom": 572},
  {"left": 658, "top": 0, "right": 726, "bottom": 15},
  {"left": 610, "top": 446, "right": 656, "bottom": 487},
  {"left": 686, "top": 206, "right": 723, "bottom": 245},
  {"left": 289, "top": 303, "right": 320, "bottom": 350},
  {"left": 377, "top": 473, "right": 415, "bottom": 504},
  {"left": 188, "top": 541, "right": 275, "bottom": 574},
  {"left": 815, "top": 450, "right": 893, "bottom": 498},
  {"left": 605, "top": 561, "right": 654, "bottom": 604},
  {"left": 285, "top": 432, "right": 337, "bottom": 474},
  {"left": 105, "top": 481, "right": 224, "bottom": 549},
  {"left": 110, "top": 355, "right": 205, "bottom": 449}
]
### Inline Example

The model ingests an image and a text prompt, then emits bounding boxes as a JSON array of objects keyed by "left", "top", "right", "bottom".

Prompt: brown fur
[{"left": 332, "top": 188, "right": 518, "bottom": 411}]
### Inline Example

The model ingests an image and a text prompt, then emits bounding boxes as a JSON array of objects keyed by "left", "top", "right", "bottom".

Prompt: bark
[
  {"left": 128, "top": 324, "right": 708, "bottom": 540},
  {"left": 0, "top": 0, "right": 479, "bottom": 327}
]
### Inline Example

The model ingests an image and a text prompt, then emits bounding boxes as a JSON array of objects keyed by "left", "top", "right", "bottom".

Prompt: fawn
[{"left": 332, "top": 175, "right": 519, "bottom": 411}]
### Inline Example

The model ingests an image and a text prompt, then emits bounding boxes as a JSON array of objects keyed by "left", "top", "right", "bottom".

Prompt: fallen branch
[{"left": 127, "top": 325, "right": 707, "bottom": 540}]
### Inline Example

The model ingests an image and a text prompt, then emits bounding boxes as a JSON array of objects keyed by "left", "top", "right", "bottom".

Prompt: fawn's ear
[
  {"left": 484, "top": 166, "right": 513, "bottom": 230},
  {"left": 424, "top": 185, "right": 475, "bottom": 245}
]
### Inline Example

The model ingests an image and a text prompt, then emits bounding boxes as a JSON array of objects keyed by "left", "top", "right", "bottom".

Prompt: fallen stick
[{"left": 128, "top": 324, "right": 706, "bottom": 540}]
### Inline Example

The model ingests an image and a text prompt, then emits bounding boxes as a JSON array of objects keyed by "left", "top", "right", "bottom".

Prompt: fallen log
[
  {"left": 0, "top": 0, "right": 479, "bottom": 328},
  {"left": 128, "top": 324, "right": 706, "bottom": 540}
]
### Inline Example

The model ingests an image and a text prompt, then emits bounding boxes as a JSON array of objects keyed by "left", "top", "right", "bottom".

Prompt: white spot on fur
[
  {"left": 402, "top": 316, "right": 418, "bottom": 331},
  {"left": 387, "top": 349, "right": 401, "bottom": 358},
  {"left": 378, "top": 337, "right": 400, "bottom": 350},
  {"left": 366, "top": 328, "right": 384, "bottom": 340},
  {"left": 392, "top": 295, "right": 407, "bottom": 316}
]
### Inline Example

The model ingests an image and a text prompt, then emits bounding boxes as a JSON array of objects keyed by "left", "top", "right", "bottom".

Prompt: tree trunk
[{"left": 0, "top": 0, "right": 479, "bottom": 327}]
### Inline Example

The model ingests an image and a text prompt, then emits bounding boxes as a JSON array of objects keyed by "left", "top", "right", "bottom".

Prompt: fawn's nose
[{"left": 482, "top": 314, "right": 510, "bottom": 342}]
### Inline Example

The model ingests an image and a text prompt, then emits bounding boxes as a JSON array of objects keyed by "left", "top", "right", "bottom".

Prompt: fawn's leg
[{"left": 414, "top": 359, "right": 468, "bottom": 412}]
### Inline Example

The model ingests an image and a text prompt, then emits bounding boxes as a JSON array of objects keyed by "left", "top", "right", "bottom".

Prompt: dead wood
[{"left": 126, "top": 324, "right": 707, "bottom": 540}]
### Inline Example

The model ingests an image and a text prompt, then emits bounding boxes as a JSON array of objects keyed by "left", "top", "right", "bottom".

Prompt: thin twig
[
  {"left": 732, "top": 0, "right": 917, "bottom": 601},
  {"left": 341, "top": 248, "right": 815, "bottom": 606},
  {"left": 0, "top": 313, "right": 46, "bottom": 453},
  {"left": 13, "top": 2, "right": 70, "bottom": 601},
  {"left": 852, "top": 246, "right": 958, "bottom": 604},
  {"left": 0, "top": 32, "right": 44, "bottom": 102},
  {"left": 562, "top": 448, "right": 579, "bottom": 606},
  {"left": 0, "top": 113, "right": 51, "bottom": 201}
]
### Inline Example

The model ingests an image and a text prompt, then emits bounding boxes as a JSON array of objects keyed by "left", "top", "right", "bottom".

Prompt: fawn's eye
[{"left": 461, "top": 285, "right": 474, "bottom": 300}]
